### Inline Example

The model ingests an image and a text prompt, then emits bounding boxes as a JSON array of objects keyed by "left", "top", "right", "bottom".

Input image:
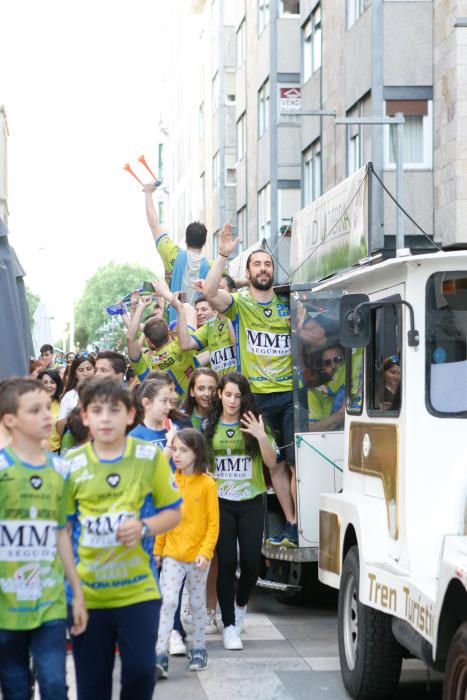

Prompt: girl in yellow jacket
[{"left": 154, "top": 428, "right": 219, "bottom": 676}]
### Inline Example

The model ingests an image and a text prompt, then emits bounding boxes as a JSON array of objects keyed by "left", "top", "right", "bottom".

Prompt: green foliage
[
  {"left": 74, "top": 261, "right": 156, "bottom": 348},
  {"left": 25, "top": 288, "right": 41, "bottom": 330}
]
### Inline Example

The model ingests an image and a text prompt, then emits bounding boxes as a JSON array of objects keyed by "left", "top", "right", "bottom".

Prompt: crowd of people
[{"left": 0, "top": 185, "right": 317, "bottom": 700}]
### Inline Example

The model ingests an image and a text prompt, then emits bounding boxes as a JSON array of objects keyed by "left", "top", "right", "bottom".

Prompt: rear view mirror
[{"left": 340, "top": 294, "right": 370, "bottom": 348}]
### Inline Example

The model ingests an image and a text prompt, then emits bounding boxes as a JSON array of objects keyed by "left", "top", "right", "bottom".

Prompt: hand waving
[{"left": 218, "top": 223, "right": 241, "bottom": 258}]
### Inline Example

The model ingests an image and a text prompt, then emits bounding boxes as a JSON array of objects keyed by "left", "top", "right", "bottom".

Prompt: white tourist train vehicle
[
  {"left": 315, "top": 248, "right": 467, "bottom": 699},
  {"left": 244, "top": 164, "right": 467, "bottom": 697}
]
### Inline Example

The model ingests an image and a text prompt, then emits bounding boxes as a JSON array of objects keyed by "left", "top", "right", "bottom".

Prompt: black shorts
[{"left": 252, "top": 390, "right": 295, "bottom": 465}]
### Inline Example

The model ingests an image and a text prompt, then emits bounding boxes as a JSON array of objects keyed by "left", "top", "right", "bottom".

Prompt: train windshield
[{"left": 426, "top": 271, "right": 467, "bottom": 417}]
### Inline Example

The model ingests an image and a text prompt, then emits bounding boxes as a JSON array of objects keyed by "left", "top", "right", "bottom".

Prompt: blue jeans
[
  {"left": 0, "top": 620, "right": 67, "bottom": 700},
  {"left": 72, "top": 599, "right": 161, "bottom": 700}
]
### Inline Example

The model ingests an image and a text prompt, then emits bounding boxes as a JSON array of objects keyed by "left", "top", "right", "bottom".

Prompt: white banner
[
  {"left": 228, "top": 238, "right": 266, "bottom": 279},
  {"left": 290, "top": 164, "right": 369, "bottom": 283}
]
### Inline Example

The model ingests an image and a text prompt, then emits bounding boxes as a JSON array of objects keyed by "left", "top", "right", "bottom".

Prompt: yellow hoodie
[{"left": 154, "top": 471, "right": 219, "bottom": 562}]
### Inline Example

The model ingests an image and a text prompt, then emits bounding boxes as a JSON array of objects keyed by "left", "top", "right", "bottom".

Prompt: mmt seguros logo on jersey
[
  {"left": 82, "top": 511, "right": 136, "bottom": 548},
  {"left": 246, "top": 328, "right": 290, "bottom": 356},
  {"left": 0, "top": 520, "right": 58, "bottom": 562}
]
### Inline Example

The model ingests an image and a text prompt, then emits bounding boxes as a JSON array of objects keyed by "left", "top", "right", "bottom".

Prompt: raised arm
[
  {"left": 151, "top": 280, "right": 198, "bottom": 345},
  {"left": 204, "top": 223, "right": 240, "bottom": 312},
  {"left": 125, "top": 295, "right": 152, "bottom": 360},
  {"left": 143, "top": 182, "right": 164, "bottom": 242}
]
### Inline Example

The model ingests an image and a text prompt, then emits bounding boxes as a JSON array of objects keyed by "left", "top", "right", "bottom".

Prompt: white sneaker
[
  {"left": 234, "top": 604, "right": 247, "bottom": 633},
  {"left": 205, "top": 608, "right": 218, "bottom": 635},
  {"left": 223, "top": 625, "right": 243, "bottom": 650},
  {"left": 168, "top": 630, "right": 187, "bottom": 656}
]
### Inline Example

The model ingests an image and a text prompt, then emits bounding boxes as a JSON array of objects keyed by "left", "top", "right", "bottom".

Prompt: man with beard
[{"left": 203, "top": 225, "right": 298, "bottom": 547}]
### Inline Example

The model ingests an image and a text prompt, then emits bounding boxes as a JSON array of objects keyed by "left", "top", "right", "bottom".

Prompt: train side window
[
  {"left": 426, "top": 271, "right": 467, "bottom": 416},
  {"left": 367, "top": 301, "right": 402, "bottom": 415}
]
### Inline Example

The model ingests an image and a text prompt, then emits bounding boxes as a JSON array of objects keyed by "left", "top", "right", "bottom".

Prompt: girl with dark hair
[
  {"left": 130, "top": 380, "right": 176, "bottom": 460},
  {"left": 37, "top": 369, "right": 63, "bottom": 452},
  {"left": 154, "top": 429, "right": 219, "bottom": 677},
  {"left": 56, "top": 353, "right": 95, "bottom": 437},
  {"left": 203, "top": 371, "right": 278, "bottom": 651},
  {"left": 182, "top": 368, "right": 218, "bottom": 431},
  {"left": 146, "top": 371, "right": 192, "bottom": 428}
]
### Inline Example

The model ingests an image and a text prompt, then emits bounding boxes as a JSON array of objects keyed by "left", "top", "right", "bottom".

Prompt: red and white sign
[{"left": 279, "top": 86, "right": 301, "bottom": 113}]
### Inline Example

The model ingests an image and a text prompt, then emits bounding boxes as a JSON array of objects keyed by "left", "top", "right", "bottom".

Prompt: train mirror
[{"left": 340, "top": 294, "right": 370, "bottom": 348}]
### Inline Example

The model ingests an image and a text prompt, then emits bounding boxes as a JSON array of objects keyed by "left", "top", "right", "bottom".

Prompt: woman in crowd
[
  {"left": 182, "top": 368, "right": 219, "bottom": 431},
  {"left": 37, "top": 368, "right": 63, "bottom": 453},
  {"left": 56, "top": 353, "right": 95, "bottom": 436},
  {"left": 203, "top": 372, "right": 278, "bottom": 650}
]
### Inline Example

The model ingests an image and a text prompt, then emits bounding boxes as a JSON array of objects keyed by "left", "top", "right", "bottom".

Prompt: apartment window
[
  {"left": 384, "top": 100, "right": 433, "bottom": 170},
  {"left": 303, "top": 142, "right": 321, "bottom": 205},
  {"left": 236, "top": 19, "right": 246, "bottom": 68},
  {"left": 225, "top": 153, "right": 236, "bottom": 185},
  {"left": 258, "top": 183, "right": 271, "bottom": 239},
  {"left": 157, "top": 201, "right": 165, "bottom": 224},
  {"left": 348, "top": 131, "right": 362, "bottom": 174},
  {"left": 225, "top": 72, "right": 236, "bottom": 105},
  {"left": 199, "top": 102, "right": 205, "bottom": 140},
  {"left": 280, "top": 0, "right": 300, "bottom": 16},
  {"left": 212, "top": 72, "right": 219, "bottom": 113},
  {"left": 347, "top": 0, "right": 370, "bottom": 29},
  {"left": 237, "top": 112, "right": 246, "bottom": 161},
  {"left": 212, "top": 230, "right": 220, "bottom": 257},
  {"left": 237, "top": 206, "right": 247, "bottom": 249},
  {"left": 200, "top": 172, "right": 206, "bottom": 213},
  {"left": 302, "top": 6, "right": 321, "bottom": 83},
  {"left": 258, "top": 0, "right": 270, "bottom": 35},
  {"left": 258, "top": 79, "right": 270, "bottom": 137},
  {"left": 158, "top": 143, "right": 164, "bottom": 181},
  {"left": 212, "top": 151, "right": 219, "bottom": 190}
]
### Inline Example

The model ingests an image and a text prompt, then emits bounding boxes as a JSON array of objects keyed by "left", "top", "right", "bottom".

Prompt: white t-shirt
[{"left": 57, "top": 389, "right": 79, "bottom": 421}]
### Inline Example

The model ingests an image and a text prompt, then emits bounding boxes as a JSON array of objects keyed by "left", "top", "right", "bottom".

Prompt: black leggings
[{"left": 216, "top": 495, "right": 264, "bottom": 628}]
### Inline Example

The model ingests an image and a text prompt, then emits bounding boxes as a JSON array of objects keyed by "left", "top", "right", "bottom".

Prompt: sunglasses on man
[{"left": 322, "top": 354, "right": 344, "bottom": 369}]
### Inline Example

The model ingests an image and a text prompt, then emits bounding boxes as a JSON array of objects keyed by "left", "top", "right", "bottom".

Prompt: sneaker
[
  {"left": 282, "top": 522, "right": 298, "bottom": 548},
  {"left": 234, "top": 604, "right": 247, "bottom": 633},
  {"left": 223, "top": 624, "right": 243, "bottom": 650},
  {"left": 168, "top": 629, "right": 187, "bottom": 656},
  {"left": 156, "top": 653, "right": 169, "bottom": 679},
  {"left": 188, "top": 647, "right": 208, "bottom": 671},
  {"left": 205, "top": 608, "right": 218, "bottom": 635},
  {"left": 266, "top": 523, "right": 289, "bottom": 546}
]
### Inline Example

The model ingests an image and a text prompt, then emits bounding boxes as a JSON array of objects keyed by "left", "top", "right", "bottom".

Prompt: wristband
[{"left": 140, "top": 521, "right": 151, "bottom": 539}]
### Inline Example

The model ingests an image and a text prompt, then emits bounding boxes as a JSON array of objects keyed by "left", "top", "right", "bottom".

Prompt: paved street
[{"left": 47, "top": 587, "right": 443, "bottom": 699}]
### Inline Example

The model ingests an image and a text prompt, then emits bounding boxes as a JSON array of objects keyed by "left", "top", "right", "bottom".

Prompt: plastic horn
[
  {"left": 123, "top": 163, "right": 144, "bottom": 186},
  {"left": 137, "top": 155, "right": 159, "bottom": 182}
]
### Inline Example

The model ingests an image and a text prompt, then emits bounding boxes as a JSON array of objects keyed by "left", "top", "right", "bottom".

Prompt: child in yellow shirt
[{"left": 154, "top": 429, "right": 219, "bottom": 676}]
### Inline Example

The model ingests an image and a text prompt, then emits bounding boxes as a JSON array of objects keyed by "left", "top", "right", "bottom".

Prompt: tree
[
  {"left": 74, "top": 261, "right": 156, "bottom": 348},
  {"left": 25, "top": 287, "right": 41, "bottom": 330}
]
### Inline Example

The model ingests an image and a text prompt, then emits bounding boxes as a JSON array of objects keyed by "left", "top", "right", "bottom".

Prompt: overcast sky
[{"left": 0, "top": 0, "right": 171, "bottom": 340}]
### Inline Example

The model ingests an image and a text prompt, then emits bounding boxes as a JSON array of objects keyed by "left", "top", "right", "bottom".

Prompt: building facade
[
  {"left": 0, "top": 105, "right": 8, "bottom": 228},
  {"left": 163, "top": 0, "right": 467, "bottom": 269}
]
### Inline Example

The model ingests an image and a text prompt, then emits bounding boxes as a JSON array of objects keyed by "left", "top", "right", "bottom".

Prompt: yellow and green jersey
[
  {"left": 156, "top": 235, "right": 180, "bottom": 276},
  {"left": 190, "top": 316, "right": 237, "bottom": 376},
  {"left": 129, "top": 339, "right": 198, "bottom": 397},
  {"left": 209, "top": 421, "right": 276, "bottom": 502},
  {"left": 65, "top": 437, "right": 182, "bottom": 609},
  {"left": 0, "top": 448, "right": 69, "bottom": 630},
  {"left": 224, "top": 290, "right": 292, "bottom": 394}
]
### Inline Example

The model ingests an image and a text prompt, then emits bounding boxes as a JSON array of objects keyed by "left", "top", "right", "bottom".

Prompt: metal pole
[{"left": 395, "top": 112, "right": 404, "bottom": 250}]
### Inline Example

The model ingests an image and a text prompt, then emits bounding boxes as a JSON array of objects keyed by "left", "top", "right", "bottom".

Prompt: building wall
[
  {"left": 0, "top": 106, "right": 8, "bottom": 226},
  {"left": 165, "top": 0, "right": 467, "bottom": 268},
  {"left": 434, "top": 0, "right": 467, "bottom": 245}
]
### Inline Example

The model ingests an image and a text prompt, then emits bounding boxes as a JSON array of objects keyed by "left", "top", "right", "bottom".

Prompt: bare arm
[
  {"left": 125, "top": 296, "right": 152, "bottom": 360},
  {"left": 151, "top": 280, "right": 197, "bottom": 342},
  {"left": 57, "top": 529, "right": 87, "bottom": 635},
  {"left": 309, "top": 404, "right": 345, "bottom": 432},
  {"left": 143, "top": 183, "right": 164, "bottom": 242}
]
